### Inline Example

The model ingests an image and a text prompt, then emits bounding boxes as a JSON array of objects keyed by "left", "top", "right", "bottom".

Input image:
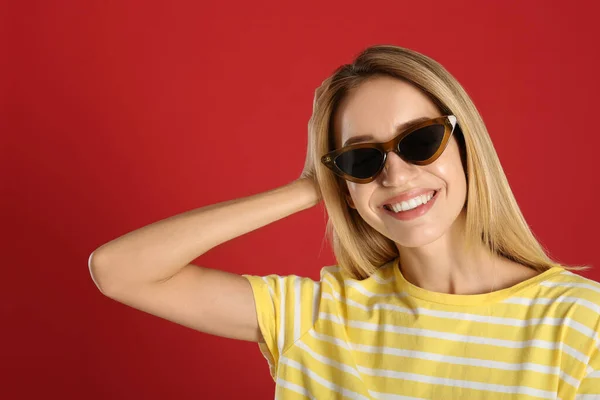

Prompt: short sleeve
[{"left": 243, "top": 273, "right": 321, "bottom": 380}]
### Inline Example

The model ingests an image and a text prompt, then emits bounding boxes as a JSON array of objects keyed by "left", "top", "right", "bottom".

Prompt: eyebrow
[{"left": 342, "top": 116, "right": 433, "bottom": 147}]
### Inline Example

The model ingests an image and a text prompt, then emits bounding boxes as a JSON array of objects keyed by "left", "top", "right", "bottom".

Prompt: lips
[
  {"left": 380, "top": 188, "right": 439, "bottom": 208},
  {"left": 382, "top": 189, "right": 440, "bottom": 221}
]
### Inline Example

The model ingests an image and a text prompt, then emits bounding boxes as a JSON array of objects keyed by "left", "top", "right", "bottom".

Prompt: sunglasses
[{"left": 321, "top": 115, "right": 458, "bottom": 183}]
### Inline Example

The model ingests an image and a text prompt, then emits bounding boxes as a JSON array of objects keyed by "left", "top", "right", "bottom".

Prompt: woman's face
[{"left": 333, "top": 76, "right": 467, "bottom": 248}]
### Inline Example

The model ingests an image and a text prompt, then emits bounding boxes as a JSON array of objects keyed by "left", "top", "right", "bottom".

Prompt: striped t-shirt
[{"left": 243, "top": 258, "right": 600, "bottom": 399}]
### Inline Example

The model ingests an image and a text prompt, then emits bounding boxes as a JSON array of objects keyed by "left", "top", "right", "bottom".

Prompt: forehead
[{"left": 333, "top": 76, "right": 440, "bottom": 147}]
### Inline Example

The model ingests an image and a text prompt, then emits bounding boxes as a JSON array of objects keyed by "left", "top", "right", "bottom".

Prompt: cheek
[
  {"left": 437, "top": 140, "right": 466, "bottom": 181},
  {"left": 347, "top": 182, "right": 373, "bottom": 207},
  {"left": 435, "top": 151, "right": 468, "bottom": 204},
  {"left": 347, "top": 182, "right": 359, "bottom": 202}
]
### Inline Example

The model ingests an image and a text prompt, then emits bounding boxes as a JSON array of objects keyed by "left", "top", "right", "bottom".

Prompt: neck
[{"left": 396, "top": 211, "right": 531, "bottom": 295}]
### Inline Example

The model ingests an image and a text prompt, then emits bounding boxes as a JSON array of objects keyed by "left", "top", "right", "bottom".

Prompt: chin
[{"left": 391, "top": 231, "right": 446, "bottom": 249}]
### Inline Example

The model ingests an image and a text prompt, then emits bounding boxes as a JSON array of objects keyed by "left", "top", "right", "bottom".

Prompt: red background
[{"left": 4, "top": 1, "right": 600, "bottom": 398}]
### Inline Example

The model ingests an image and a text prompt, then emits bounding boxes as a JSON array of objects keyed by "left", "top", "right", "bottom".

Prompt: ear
[
  {"left": 340, "top": 180, "right": 356, "bottom": 209},
  {"left": 346, "top": 193, "right": 356, "bottom": 209}
]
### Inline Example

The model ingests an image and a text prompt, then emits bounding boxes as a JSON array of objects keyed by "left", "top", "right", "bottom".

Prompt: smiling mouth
[{"left": 383, "top": 190, "right": 439, "bottom": 213}]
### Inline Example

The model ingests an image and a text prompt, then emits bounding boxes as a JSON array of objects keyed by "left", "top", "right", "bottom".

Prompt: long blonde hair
[{"left": 307, "top": 45, "right": 588, "bottom": 279}]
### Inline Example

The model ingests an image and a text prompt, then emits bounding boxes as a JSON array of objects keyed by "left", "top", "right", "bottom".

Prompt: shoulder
[
  {"left": 318, "top": 259, "right": 398, "bottom": 298},
  {"left": 550, "top": 270, "right": 600, "bottom": 370},
  {"left": 538, "top": 268, "right": 600, "bottom": 330},
  {"left": 541, "top": 268, "right": 600, "bottom": 303}
]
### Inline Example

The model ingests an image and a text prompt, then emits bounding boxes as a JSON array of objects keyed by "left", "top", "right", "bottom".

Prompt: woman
[{"left": 89, "top": 45, "right": 600, "bottom": 399}]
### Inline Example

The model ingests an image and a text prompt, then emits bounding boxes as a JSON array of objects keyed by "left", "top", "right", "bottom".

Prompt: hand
[
  {"left": 299, "top": 83, "right": 331, "bottom": 203},
  {"left": 299, "top": 133, "right": 322, "bottom": 202}
]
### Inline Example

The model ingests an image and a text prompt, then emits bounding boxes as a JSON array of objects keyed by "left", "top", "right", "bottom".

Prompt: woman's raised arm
[{"left": 88, "top": 177, "right": 321, "bottom": 342}]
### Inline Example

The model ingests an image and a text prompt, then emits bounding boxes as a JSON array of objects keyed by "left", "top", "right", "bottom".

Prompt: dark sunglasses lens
[
  {"left": 335, "top": 148, "right": 383, "bottom": 179},
  {"left": 399, "top": 124, "right": 446, "bottom": 161}
]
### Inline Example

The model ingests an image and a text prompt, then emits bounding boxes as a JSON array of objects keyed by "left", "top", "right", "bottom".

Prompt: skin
[{"left": 333, "top": 76, "right": 539, "bottom": 295}]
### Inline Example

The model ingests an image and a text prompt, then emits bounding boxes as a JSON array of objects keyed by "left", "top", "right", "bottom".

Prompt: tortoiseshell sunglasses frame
[{"left": 320, "top": 115, "right": 458, "bottom": 184}]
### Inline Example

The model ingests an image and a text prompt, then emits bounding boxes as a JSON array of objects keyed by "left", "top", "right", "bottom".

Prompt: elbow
[{"left": 88, "top": 249, "right": 116, "bottom": 296}]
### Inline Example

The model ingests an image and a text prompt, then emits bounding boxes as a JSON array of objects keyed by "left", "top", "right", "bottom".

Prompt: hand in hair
[{"left": 299, "top": 132, "right": 322, "bottom": 203}]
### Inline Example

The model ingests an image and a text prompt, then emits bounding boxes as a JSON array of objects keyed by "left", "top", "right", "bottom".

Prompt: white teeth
[{"left": 387, "top": 191, "right": 435, "bottom": 213}]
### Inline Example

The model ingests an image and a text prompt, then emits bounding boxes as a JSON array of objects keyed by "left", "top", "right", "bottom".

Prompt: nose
[{"left": 379, "top": 151, "right": 419, "bottom": 187}]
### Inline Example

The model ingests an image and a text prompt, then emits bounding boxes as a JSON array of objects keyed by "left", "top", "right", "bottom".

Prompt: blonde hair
[{"left": 307, "top": 45, "right": 589, "bottom": 279}]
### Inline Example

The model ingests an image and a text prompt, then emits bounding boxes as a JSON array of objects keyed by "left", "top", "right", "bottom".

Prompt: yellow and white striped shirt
[{"left": 244, "top": 258, "right": 600, "bottom": 399}]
